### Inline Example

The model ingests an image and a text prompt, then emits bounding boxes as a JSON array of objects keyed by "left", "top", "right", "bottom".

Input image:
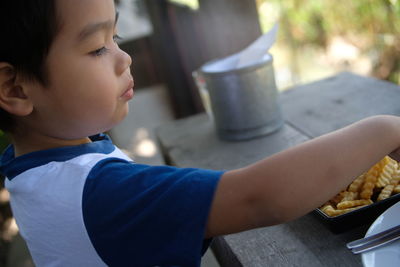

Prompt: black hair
[{"left": 0, "top": 0, "right": 60, "bottom": 132}]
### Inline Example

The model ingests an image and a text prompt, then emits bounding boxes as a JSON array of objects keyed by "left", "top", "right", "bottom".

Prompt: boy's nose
[{"left": 116, "top": 48, "right": 132, "bottom": 75}]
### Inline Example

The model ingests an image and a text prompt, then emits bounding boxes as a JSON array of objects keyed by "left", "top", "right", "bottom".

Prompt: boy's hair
[{"left": 0, "top": 0, "right": 60, "bottom": 132}]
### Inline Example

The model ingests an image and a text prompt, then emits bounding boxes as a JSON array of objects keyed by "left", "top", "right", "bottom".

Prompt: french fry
[
  {"left": 321, "top": 204, "right": 369, "bottom": 217},
  {"left": 394, "top": 185, "right": 400, "bottom": 194},
  {"left": 337, "top": 199, "right": 372, "bottom": 209},
  {"left": 348, "top": 174, "right": 365, "bottom": 193},
  {"left": 376, "top": 157, "right": 397, "bottom": 187},
  {"left": 377, "top": 184, "right": 395, "bottom": 201},
  {"left": 359, "top": 171, "right": 377, "bottom": 200}
]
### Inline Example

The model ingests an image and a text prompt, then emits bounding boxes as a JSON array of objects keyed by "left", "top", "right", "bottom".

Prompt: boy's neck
[{"left": 11, "top": 130, "right": 91, "bottom": 157}]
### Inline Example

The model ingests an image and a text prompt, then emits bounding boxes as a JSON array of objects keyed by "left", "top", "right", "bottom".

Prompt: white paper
[
  {"left": 200, "top": 23, "right": 278, "bottom": 73},
  {"left": 202, "top": 53, "right": 239, "bottom": 73},
  {"left": 237, "top": 23, "right": 278, "bottom": 68}
]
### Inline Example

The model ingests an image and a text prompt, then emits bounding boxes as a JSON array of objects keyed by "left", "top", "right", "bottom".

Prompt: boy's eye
[
  {"left": 90, "top": 47, "right": 110, "bottom": 57},
  {"left": 113, "top": 34, "right": 123, "bottom": 43},
  {"left": 90, "top": 35, "right": 122, "bottom": 57}
]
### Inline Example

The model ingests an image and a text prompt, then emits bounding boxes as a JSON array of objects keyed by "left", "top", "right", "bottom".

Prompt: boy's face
[{"left": 23, "top": 0, "right": 133, "bottom": 140}]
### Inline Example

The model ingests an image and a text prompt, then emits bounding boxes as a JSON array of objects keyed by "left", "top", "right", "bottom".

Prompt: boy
[{"left": 1, "top": 0, "right": 400, "bottom": 266}]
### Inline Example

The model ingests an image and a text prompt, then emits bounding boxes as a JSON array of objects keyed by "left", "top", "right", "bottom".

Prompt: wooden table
[{"left": 155, "top": 72, "right": 400, "bottom": 266}]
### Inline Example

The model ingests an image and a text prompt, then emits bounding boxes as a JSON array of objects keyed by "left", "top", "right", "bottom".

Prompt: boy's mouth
[{"left": 121, "top": 79, "right": 134, "bottom": 100}]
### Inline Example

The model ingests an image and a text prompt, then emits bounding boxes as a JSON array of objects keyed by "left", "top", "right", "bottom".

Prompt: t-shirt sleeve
[{"left": 82, "top": 158, "right": 224, "bottom": 267}]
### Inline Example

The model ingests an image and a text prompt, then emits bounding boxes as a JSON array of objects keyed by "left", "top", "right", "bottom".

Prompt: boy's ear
[{"left": 0, "top": 62, "right": 33, "bottom": 116}]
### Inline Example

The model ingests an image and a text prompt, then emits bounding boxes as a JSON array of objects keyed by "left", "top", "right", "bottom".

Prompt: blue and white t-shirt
[{"left": 0, "top": 134, "right": 223, "bottom": 267}]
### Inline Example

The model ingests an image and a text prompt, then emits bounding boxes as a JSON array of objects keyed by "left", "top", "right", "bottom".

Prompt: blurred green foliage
[{"left": 258, "top": 0, "right": 400, "bottom": 83}]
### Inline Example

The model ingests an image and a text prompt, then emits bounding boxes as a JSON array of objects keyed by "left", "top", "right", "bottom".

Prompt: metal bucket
[{"left": 195, "top": 54, "right": 283, "bottom": 141}]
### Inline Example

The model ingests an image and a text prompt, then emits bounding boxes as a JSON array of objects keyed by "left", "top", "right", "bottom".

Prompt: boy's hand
[{"left": 205, "top": 116, "right": 400, "bottom": 238}]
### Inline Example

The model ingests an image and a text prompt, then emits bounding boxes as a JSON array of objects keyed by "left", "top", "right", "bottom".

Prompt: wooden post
[
  {"left": 146, "top": 0, "right": 262, "bottom": 118},
  {"left": 146, "top": 0, "right": 202, "bottom": 118}
]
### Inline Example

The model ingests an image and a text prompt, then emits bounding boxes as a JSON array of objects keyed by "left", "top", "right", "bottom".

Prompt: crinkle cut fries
[{"left": 321, "top": 156, "right": 400, "bottom": 217}]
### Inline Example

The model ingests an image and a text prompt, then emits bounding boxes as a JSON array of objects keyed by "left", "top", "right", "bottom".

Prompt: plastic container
[{"left": 314, "top": 193, "right": 400, "bottom": 234}]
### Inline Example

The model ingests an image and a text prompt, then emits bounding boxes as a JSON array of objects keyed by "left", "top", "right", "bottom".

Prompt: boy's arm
[{"left": 205, "top": 115, "right": 400, "bottom": 238}]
